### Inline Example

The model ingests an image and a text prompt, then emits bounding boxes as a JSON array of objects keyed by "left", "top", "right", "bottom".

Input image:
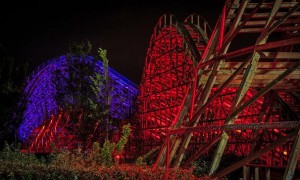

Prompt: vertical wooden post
[
  {"left": 266, "top": 168, "right": 270, "bottom": 180},
  {"left": 243, "top": 166, "right": 249, "bottom": 180},
  {"left": 166, "top": 131, "right": 170, "bottom": 169},
  {"left": 283, "top": 129, "right": 300, "bottom": 180},
  {"left": 255, "top": 167, "right": 259, "bottom": 180}
]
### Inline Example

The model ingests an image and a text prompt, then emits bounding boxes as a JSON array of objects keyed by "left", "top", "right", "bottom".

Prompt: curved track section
[
  {"left": 18, "top": 55, "right": 138, "bottom": 144},
  {"left": 136, "top": 14, "right": 210, "bottom": 153}
]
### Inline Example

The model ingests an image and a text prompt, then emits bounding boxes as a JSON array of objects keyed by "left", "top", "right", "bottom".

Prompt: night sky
[{"left": 1, "top": 0, "right": 224, "bottom": 84}]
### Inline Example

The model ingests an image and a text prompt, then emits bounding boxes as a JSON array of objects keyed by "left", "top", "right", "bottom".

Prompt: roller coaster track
[
  {"left": 136, "top": 0, "right": 300, "bottom": 179},
  {"left": 18, "top": 55, "right": 138, "bottom": 152}
]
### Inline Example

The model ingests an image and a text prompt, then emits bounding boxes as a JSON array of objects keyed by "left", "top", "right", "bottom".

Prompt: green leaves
[
  {"left": 68, "top": 40, "right": 92, "bottom": 56},
  {"left": 98, "top": 48, "right": 108, "bottom": 62},
  {"left": 115, "top": 124, "right": 131, "bottom": 154},
  {"left": 101, "top": 140, "right": 115, "bottom": 167}
]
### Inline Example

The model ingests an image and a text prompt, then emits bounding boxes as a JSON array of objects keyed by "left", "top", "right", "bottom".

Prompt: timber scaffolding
[{"left": 135, "top": 0, "right": 300, "bottom": 179}]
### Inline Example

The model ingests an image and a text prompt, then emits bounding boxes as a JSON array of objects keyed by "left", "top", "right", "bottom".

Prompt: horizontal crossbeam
[{"left": 169, "top": 121, "right": 299, "bottom": 135}]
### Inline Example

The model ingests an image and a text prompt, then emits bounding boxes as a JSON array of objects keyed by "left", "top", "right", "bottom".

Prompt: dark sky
[{"left": 0, "top": 0, "right": 224, "bottom": 84}]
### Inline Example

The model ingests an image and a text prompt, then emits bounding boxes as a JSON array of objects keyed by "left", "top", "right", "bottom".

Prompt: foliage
[
  {"left": 68, "top": 40, "right": 92, "bottom": 56},
  {"left": 100, "top": 123, "right": 131, "bottom": 167},
  {"left": 52, "top": 43, "right": 116, "bottom": 150},
  {"left": 100, "top": 140, "right": 115, "bottom": 167},
  {"left": 115, "top": 124, "right": 131, "bottom": 153},
  {"left": 135, "top": 147, "right": 159, "bottom": 166},
  {"left": 49, "top": 124, "right": 131, "bottom": 169},
  {"left": 0, "top": 128, "right": 198, "bottom": 179},
  {"left": 0, "top": 142, "right": 40, "bottom": 166},
  {"left": 0, "top": 142, "right": 196, "bottom": 179},
  {"left": 191, "top": 159, "right": 210, "bottom": 177},
  {"left": 0, "top": 161, "right": 197, "bottom": 180}
]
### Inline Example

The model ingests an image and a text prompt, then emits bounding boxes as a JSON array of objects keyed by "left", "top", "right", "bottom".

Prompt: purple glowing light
[{"left": 18, "top": 55, "right": 138, "bottom": 142}]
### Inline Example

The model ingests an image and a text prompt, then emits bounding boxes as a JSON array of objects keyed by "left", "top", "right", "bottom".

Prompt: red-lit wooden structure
[{"left": 136, "top": 1, "right": 300, "bottom": 179}]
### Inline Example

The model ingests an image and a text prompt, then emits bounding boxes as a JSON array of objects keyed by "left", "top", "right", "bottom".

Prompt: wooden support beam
[
  {"left": 244, "top": 19, "right": 300, "bottom": 27},
  {"left": 247, "top": 93, "right": 275, "bottom": 177},
  {"left": 266, "top": 168, "right": 270, "bottom": 180},
  {"left": 246, "top": 2, "right": 298, "bottom": 9},
  {"left": 169, "top": 121, "right": 299, "bottom": 134},
  {"left": 182, "top": 136, "right": 221, "bottom": 168},
  {"left": 243, "top": 166, "right": 249, "bottom": 180},
  {"left": 209, "top": 1, "right": 295, "bottom": 173},
  {"left": 258, "top": 52, "right": 300, "bottom": 59},
  {"left": 255, "top": 167, "right": 259, "bottom": 180},
  {"left": 211, "top": 130, "right": 298, "bottom": 178},
  {"left": 188, "top": 57, "right": 250, "bottom": 126},
  {"left": 153, "top": 83, "right": 193, "bottom": 168},
  {"left": 209, "top": 60, "right": 300, "bottom": 175},
  {"left": 283, "top": 128, "right": 300, "bottom": 180},
  {"left": 240, "top": 26, "right": 300, "bottom": 33},
  {"left": 259, "top": 2, "right": 300, "bottom": 41},
  {"left": 226, "top": 60, "right": 300, "bottom": 124},
  {"left": 209, "top": 51, "right": 261, "bottom": 175},
  {"left": 173, "top": 42, "right": 231, "bottom": 167},
  {"left": 199, "top": 37, "right": 300, "bottom": 68},
  {"left": 170, "top": 0, "right": 249, "bottom": 166},
  {"left": 244, "top": 11, "right": 300, "bottom": 19},
  {"left": 224, "top": 0, "right": 264, "bottom": 46},
  {"left": 222, "top": 61, "right": 299, "bottom": 69},
  {"left": 200, "top": 73, "right": 300, "bottom": 82}
]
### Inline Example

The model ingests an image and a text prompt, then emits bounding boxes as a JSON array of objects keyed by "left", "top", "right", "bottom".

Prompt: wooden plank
[
  {"left": 202, "top": 80, "right": 300, "bottom": 88},
  {"left": 240, "top": 26, "right": 300, "bottom": 33},
  {"left": 199, "top": 37, "right": 300, "bottom": 68},
  {"left": 214, "top": 73, "right": 300, "bottom": 79},
  {"left": 244, "top": 19, "right": 300, "bottom": 26},
  {"left": 225, "top": 60, "right": 300, "bottom": 124},
  {"left": 209, "top": 52, "right": 300, "bottom": 175},
  {"left": 169, "top": 121, "right": 299, "bottom": 134},
  {"left": 212, "top": 130, "right": 298, "bottom": 178},
  {"left": 222, "top": 62, "right": 298, "bottom": 69},
  {"left": 245, "top": 11, "right": 300, "bottom": 19},
  {"left": 227, "top": 11, "right": 300, "bottom": 19},
  {"left": 246, "top": 2, "right": 298, "bottom": 9},
  {"left": 283, "top": 129, "right": 300, "bottom": 180},
  {"left": 218, "top": 68, "right": 300, "bottom": 74}
]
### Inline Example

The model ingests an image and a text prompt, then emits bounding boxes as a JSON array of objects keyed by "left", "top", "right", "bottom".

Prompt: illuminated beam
[
  {"left": 246, "top": 2, "right": 298, "bottom": 9},
  {"left": 240, "top": 26, "right": 300, "bottom": 33},
  {"left": 169, "top": 121, "right": 299, "bottom": 134},
  {"left": 259, "top": 2, "right": 300, "bottom": 41},
  {"left": 224, "top": 0, "right": 265, "bottom": 46},
  {"left": 211, "top": 130, "right": 298, "bottom": 179},
  {"left": 242, "top": 11, "right": 300, "bottom": 19},
  {"left": 199, "top": 37, "right": 300, "bottom": 68},
  {"left": 209, "top": 59, "right": 300, "bottom": 174},
  {"left": 246, "top": 93, "right": 275, "bottom": 178},
  {"left": 187, "top": 56, "right": 251, "bottom": 127},
  {"left": 172, "top": 0, "right": 239, "bottom": 167},
  {"left": 154, "top": 14, "right": 211, "bottom": 168},
  {"left": 210, "top": 0, "right": 295, "bottom": 174},
  {"left": 153, "top": 85, "right": 193, "bottom": 168},
  {"left": 225, "top": 60, "right": 300, "bottom": 125},
  {"left": 182, "top": 136, "right": 221, "bottom": 168},
  {"left": 244, "top": 19, "right": 300, "bottom": 26},
  {"left": 283, "top": 129, "right": 300, "bottom": 179}
]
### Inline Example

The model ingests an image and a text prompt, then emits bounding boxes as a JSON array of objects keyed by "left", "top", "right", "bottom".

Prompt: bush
[
  {"left": 0, "top": 125, "right": 198, "bottom": 179},
  {"left": 0, "top": 161, "right": 197, "bottom": 179}
]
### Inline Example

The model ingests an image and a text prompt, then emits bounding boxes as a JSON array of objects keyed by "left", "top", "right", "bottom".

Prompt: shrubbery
[
  {"left": 0, "top": 124, "right": 197, "bottom": 179},
  {"left": 0, "top": 161, "right": 197, "bottom": 179}
]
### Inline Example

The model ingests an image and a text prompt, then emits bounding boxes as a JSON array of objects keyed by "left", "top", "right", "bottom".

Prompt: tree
[
  {"left": 52, "top": 41, "right": 118, "bottom": 150},
  {"left": 89, "top": 48, "right": 112, "bottom": 141}
]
